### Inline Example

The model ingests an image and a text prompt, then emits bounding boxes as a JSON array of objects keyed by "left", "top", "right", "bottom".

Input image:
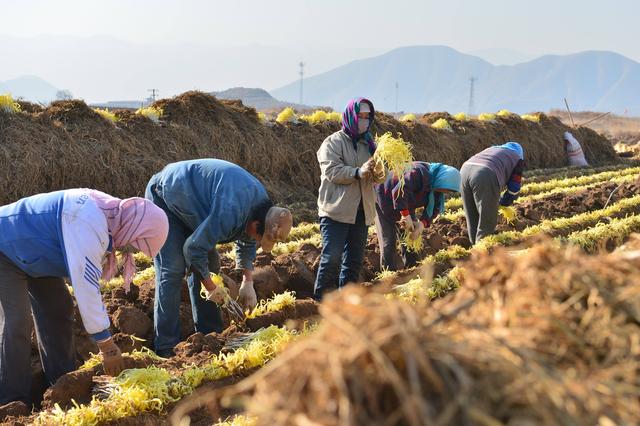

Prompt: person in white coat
[{"left": 0, "top": 189, "right": 169, "bottom": 408}]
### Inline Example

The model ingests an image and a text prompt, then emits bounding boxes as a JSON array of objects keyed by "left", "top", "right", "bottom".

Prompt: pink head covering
[{"left": 88, "top": 190, "right": 169, "bottom": 291}]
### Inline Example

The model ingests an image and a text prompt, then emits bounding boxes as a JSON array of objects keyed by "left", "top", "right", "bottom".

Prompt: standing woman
[
  {"left": 460, "top": 142, "right": 525, "bottom": 244},
  {"left": 314, "top": 97, "right": 385, "bottom": 300},
  {"left": 375, "top": 161, "right": 460, "bottom": 271},
  {"left": 0, "top": 189, "right": 168, "bottom": 408}
]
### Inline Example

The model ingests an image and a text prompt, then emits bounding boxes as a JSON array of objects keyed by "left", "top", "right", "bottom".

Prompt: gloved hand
[
  {"left": 97, "top": 337, "right": 124, "bottom": 377},
  {"left": 372, "top": 159, "right": 386, "bottom": 182},
  {"left": 238, "top": 278, "right": 257, "bottom": 310},
  {"left": 500, "top": 191, "right": 517, "bottom": 207},
  {"left": 358, "top": 158, "right": 377, "bottom": 181},
  {"left": 409, "top": 220, "right": 424, "bottom": 241},
  {"left": 205, "top": 285, "right": 231, "bottom": 306},
  {"left": 399, "top": 214, "right": 414, "bottom": 232}
]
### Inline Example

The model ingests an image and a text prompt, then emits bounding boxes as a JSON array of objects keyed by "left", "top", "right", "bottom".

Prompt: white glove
[
  {"left": 238, "top": 279, "right": 257, "bottom": 310},
  {"left": 409, "top": 220, "right": 424, "bottom": 241},
  {"left": 399, "top": 215, "right": 414, "bottom": 232},
  {"left": 205, "top": 285, "right": 231, "bottom": 306}
]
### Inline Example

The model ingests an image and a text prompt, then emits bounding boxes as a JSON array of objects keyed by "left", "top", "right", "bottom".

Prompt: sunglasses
[{"left": 357, "top": 112, "right": 373, "bottom": 119}]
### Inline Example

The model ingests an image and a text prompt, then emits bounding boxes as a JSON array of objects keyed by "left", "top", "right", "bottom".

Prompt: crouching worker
[
  {"left": 375, "top": 161, "right": 460, "bottom": 270},
  {"left": 314, "top": 97, "right": 385, "bottom": 300},
  {"left": 564, "top": 131, "right": 589, "bottom": 167},
  {"left": 461, "top": 142, "right": 525, "bottom": 244},
  {"left": 0, "top": 189, "right": 169, "bottom": 406},
  {"left": 146, "top": 159, "right": 293, "bottom": 357}
]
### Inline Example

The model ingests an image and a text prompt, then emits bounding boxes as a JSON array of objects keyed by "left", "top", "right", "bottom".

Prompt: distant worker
[
  {"left": 563, "top": 131, "right": 589, "bottom": 167},
  {"left": 146, "top": 159, "right": 293, "bottom": 357},
  {"left": 0, "top": 189, "right": 168, "bottom": 407},
  {"left": 313, "top": 97, "right": 385, "bottom": 300},
  {"left": 460, "top": 142, "right": 525, "bottom": 244},
  {"left": 375, "top": 161, "right": 460, "bottom": 270}
]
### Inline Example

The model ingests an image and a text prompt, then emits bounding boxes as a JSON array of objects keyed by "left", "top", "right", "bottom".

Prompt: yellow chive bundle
[
  {"left": 135, "top": 106, "right": 163, "bottom": 123},
  {"left": 275, "top": 107, "right": 296, "bottom": 124},
  {"left": 499, "top": 205, "right": 518, "bottom": 224},
  {"left": 431, "top": 118, "right": 453, "bottom": 131},
  {"left": 477, "top": 112, "right": 496, "bottom": 121},
  {"left": 453, "top": 112, "right": 468, "bottom": 121},
  {"left": 246, "top": 291, "right": 296, "bottom": 318},
  {"left": 400, "top": 113, "right": 417, "bottom": 122},
  {"left": 496, "top": 109, "right": 513, "bottom": 117},
  {"left": 300, "top": 110, "right": 328, "bottom": 125},
  {"left": 94, "top": 108, "right": 119, "bottom": 123},
  {"left": 402, "top": 230, "right": 424, "bottom": 253},
  {"left": 0, "top": 93, "right": 21, "bottom": 113},
  {"left": 374, "top": 132, "right": 414, "bottom": 197},
  {"left": 521, "top": 113, "right": 541, "bottom": 122},
  {"left": 498, "top": 206, "right": 517, "bottom": 225}
]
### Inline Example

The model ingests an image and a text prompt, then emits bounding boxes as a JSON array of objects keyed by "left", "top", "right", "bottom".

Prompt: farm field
[
  {"left": 3, "top": 157, "right": 638, "bottom": 425},
  {"left": 0, "top": 93, "right": 638, "bottom": 425}
]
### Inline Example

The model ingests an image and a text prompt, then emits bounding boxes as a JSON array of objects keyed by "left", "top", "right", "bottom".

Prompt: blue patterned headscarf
[
  {"left": 342, "top": 97, "right": 376, "bottom": 155},
  {"left": 426, "top": 163, "right": 461, "bottom": 217}
]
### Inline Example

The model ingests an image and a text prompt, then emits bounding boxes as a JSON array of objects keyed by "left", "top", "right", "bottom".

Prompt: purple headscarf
[{"left": 342, "top": 97, "right": 376, "bottom": 155}]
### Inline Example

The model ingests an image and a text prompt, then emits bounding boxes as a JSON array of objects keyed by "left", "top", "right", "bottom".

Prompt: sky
[{"left": 1, "top": 0, "right": 638, "bottom": 102}]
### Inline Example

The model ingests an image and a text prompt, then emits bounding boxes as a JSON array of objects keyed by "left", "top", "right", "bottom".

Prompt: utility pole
[
  {"left": 298, "top": 61, "right": 305, "bottom": 105},
  {"left": 147, "top": 88, "right": 159, "bottom": 103},
  {"left": 395, "top": 81, "right": 399, "bottom": 113},
  {"left": 468, "top": 77, "right": 476, "bottom": 115}
]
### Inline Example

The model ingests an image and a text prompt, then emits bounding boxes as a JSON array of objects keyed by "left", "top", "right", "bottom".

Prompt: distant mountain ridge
[
  {"left": 213, "top": 87, "right": 314, "bottom": 111},
  {"left": 0, "top": 75, "right": 59, "bottom": 103},
  {"left": 271, "top": 46, "right": 640, "bottom": 115}
]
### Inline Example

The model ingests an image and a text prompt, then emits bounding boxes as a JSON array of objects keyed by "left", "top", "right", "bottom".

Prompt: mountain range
[{"left": 271, "top": 46, "right": 640, "bottom": 115}]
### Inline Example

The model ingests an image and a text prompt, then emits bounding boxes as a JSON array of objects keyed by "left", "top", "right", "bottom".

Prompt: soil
[{"left": 245, "top": 299, "right": 319, "bottom": 331}]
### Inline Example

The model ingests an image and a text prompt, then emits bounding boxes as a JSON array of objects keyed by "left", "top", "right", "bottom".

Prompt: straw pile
[
  {"left": 0, "top": 92, "right": 618, "bottom": 220},
  {"left": 213, "top": 238, "right": 639, "bottom": 425}
]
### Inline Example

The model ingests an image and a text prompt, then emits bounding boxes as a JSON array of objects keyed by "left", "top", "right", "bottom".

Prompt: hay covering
[
  {"left": 0, "top": 92, "right": 618, "bottom": 215},
  {"left": 222, "top": 239, "right": 639, "bottom": 425}
]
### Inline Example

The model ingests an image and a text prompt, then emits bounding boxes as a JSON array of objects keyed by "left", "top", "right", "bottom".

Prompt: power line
[
  {"left": 468, "top": 77, "right": 476, "bottom": 115},
  {"left": 298, "top": 62, "right": 305, "bottom": 105},
  {"left": 394, "top": 82, "right": 399, "bottom": 112},
  {"left": 147, "top": 88, "right": 159, "bottom": 103}
]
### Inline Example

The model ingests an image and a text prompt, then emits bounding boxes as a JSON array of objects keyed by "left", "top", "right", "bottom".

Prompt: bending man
[{"left": 146, "top": 159, "right": 292, "bottom": 357}]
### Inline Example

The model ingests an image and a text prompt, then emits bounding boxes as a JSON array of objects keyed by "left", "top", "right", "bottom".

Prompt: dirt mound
[
  {"left": 41, "top": 355, "right": 161, "bottom": 410},
  {"left": 113, "top": 305, "right": 153, "bottom": 337},
  {"left": 215, "top": 239, "right": 639, "bottom": 425},
  {"left": 245, "top": 299, "right": 319, "bottom": 331},
  {"left": 0, "top": 92, "right": 618, "bottom": 220}
]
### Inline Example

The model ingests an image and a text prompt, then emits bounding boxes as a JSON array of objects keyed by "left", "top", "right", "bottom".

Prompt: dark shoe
[{"left": 155, "top": 348, "right": 175, "bottom": 358}]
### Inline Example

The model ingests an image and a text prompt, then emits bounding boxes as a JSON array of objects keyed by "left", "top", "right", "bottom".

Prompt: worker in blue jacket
[
  {"left": 146, "top": 159, "right": 293, "bottom": 357},
  {"left": 0, "top": 189, "right": 168, "bottom": 408}
]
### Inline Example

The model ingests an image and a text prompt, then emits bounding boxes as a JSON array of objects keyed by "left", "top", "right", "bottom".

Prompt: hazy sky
[
  {"left": 4, "top": 0, "right": 638, "bottom": 57},
  {"left": 1, "top": 0, "right": 638, "bottom": 102}
]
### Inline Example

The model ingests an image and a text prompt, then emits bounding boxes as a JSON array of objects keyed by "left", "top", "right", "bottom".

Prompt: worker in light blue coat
[{"left": 146, "top": 159, "right": 293, "bottom": 357}]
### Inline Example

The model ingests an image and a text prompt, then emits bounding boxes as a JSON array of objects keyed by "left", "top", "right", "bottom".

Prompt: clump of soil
[
  {"left": 245, "top": 299, "right": 319, "bottom": 331},
  {"left": 113, "top": 305, "right": 152, "bottom": 337}
]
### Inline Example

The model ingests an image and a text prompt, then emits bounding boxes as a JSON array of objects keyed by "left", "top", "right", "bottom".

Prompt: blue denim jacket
[{"left": 148, "top": 159, "right": 270, "bottom": 278}]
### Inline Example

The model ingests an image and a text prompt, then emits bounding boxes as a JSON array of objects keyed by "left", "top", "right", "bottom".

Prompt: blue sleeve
[
  {"left": 500, "top": 159, "right": 524, "bottom": 206},
  {"left": 235, "top": 239, "right": 257, "bottom": 271},
  {"left": 183, "top": 207, "right": 245, "bottom": 280}
]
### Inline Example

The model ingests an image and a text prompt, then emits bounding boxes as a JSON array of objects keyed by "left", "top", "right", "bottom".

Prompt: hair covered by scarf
[
  {"left": 342, "top": 97, "right": 377, "bottom": 155},
  {"left": 498, "top": 141, "right": 524, "bottom": 160},
  {"left": 426, "top": 163, "right": 461, "bottom": 217},
  {"left": 88, "top": 190, "right": 169, "bottom": 291}
]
